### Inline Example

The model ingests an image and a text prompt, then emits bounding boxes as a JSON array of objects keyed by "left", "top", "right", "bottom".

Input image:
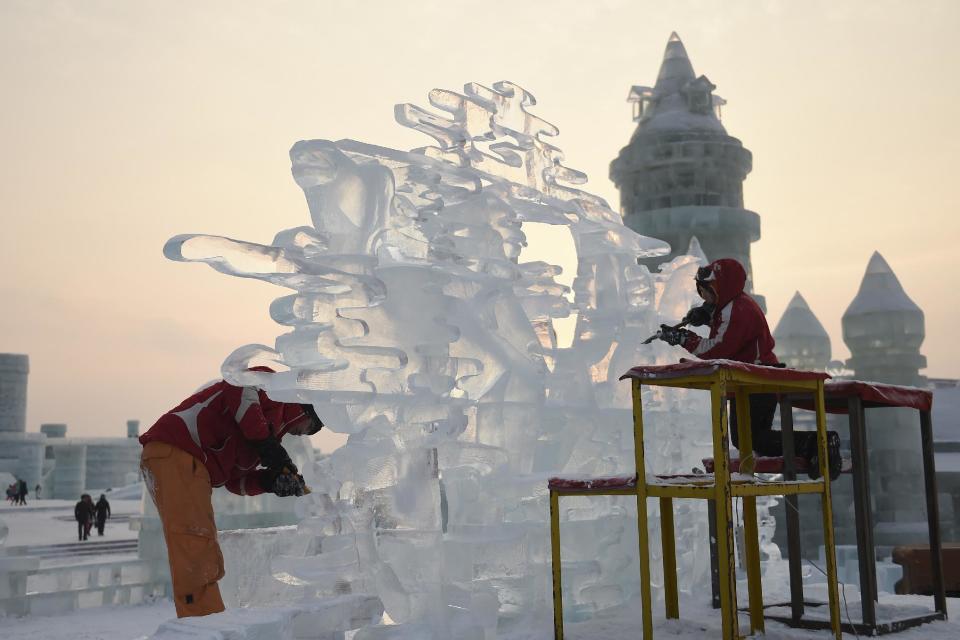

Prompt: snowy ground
[
  {"left": 552, "top": 593, "right": 960, "bottom": 640},
  {"left": 1, "top": 594, "right": 956, "bottom": 639},
  {"left": 0, "top": 600, "right": 175, "bottom": 640},
  {"left": 1, "top": 499, "right": 140, "bottom": 547},
  {"left": 3, "top": 501, "right": 956, "bottom": 639}
]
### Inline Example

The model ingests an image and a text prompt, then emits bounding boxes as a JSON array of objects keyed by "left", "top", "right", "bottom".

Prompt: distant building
[
  {"left": 610, "top": 32, "right": 763, "bottom": 308},
  {"left": 43, "top": 422, "right": 142, "bottom": 500},
  {"left": 0, "top": 352, "right": 142, "bottom": 500}
]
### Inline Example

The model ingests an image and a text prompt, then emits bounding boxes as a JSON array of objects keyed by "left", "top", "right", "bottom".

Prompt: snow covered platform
[
  {"left": 549, "top": 471, "right": 828, "bottom": 498},
  {"left": 547, "top": 475, "right": 636, "bottom": 493},
  {"left": 700, "top": 456, "right": 853, "bottom": 475}
]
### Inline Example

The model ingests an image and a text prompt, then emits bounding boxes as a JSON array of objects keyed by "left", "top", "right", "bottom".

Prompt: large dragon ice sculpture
[{"left": 163, "top": 81, "right": 714, "bottom": 638}]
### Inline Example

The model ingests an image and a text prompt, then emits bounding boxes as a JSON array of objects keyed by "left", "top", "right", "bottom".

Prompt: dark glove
[
  {"left": 658, "top": 324, "right": 693, "bottom": 347},
  {"left": 264, "top": 469, "right": 307, "bottom": 497},
  {"left": 683, "top": 303, "right": 715, "bottom": 327},
  {"left": 249, "top": 436, "right": 297, "bottom": 475}
]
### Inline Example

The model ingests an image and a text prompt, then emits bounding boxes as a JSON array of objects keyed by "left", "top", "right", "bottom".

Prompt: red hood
[
  {"left": 245, "top": 366, "right": 308, "bottom": 438},
  {"left": 701, "top": 259, "right": 747, "bottom": 308}
]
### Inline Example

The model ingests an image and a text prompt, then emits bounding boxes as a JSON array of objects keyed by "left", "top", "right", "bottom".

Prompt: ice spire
[
  {"left": 775, "top": 292, "right": 829, "bottom": 338},
  {"left": 686, "top": 235, "right": 708, "bottom": 263},
  {"left": 773, "top": 292, "right": 831, "bottom": 370},
  {"left": 655, "top": 32, "right": 696, "bottom": 94},
  {"left": 843, "top": 251, "right": 921, "bottom": 317},
  {"left": 843, "top": 250, "right": 925, "bottom": 386},
  {"left": 627, "top": 32, "right": 725, "bottom": 135},
  {"left": 612, "top": 32, "right": 756, "bottom": 307}
]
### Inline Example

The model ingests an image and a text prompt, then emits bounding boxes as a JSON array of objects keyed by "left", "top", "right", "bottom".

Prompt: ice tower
[
  {"left": 610, "top": 33, "right": 763, "bottom": 307},
  {"left": 0, "top": 354, "right": 29, "bottom": 434},
  {"left": 773, "top": 292, "right": 831, "bottom": 371},
  {"left": 843, "top": 251, "right": 928, "bottom": 546},
  {"left": 0, "top": 354, "right": 44, "bottom": 489},
  {"left": 843, "top": 252, "right": 926, "bottom": 386}
]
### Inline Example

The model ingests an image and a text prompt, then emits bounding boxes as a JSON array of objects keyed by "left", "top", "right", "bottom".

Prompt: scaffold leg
[
  {"left": 637, "top": 491, "right": 653, "bottom": 639},
  {"left": 742, "top": 496, "right": 764, "bottom": 633},
  {"left": 660, "top": 497, "right": 679, "bottom": 619},
  {"left": 550, "top": 491, "right": 564, "bottom": 640},
  {"left": 712, "top": 381, "right": 739, "bottom": 640},
  {"left": 632, "top": 379, "right": 654, "bottom": 640},
  {"left": 734, "top": 391, "right": 763, "bottom": 634},
  {"left": 815, "top": 382, "right": 842, "bottom": 639}
]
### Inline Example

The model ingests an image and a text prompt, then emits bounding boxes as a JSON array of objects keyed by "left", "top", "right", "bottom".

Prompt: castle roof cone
[
  {"left": 843, "top": 251, "right": 922, "bottom": 318},
  {"left": 655, "top": 32, "right": 696, "bottom": 94}
]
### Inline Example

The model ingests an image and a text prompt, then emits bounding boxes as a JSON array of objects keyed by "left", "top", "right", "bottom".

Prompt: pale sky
[{"left": 1, "top": 1, "right": 958, "bottom": 446}]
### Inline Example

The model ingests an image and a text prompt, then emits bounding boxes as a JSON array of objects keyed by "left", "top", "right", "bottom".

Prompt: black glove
[
  {"left": 249, "top": 436, "right": 296, "bottom": 475},
  {"left": 257, "top": 467, "right": 303, "bottom": 496},
  {"left": 683, "top": 303, "right": 715, "bottom": 327},
  {"left": 658, "top": 324, "right": 693, "bottom": 347},
  {"left": 265, "top": 469, "right": 307, "bottom": 497}
]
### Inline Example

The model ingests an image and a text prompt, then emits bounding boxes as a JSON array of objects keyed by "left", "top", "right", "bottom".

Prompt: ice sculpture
[{"left": 164, "top": 81, "right": 715, "bottom": 637}]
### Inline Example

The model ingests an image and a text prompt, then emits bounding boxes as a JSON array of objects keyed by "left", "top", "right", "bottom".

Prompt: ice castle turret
[
  {"left": 0, "top": 354, "right": 29, "bottom": 434},
  {"left": 843, "top": 251, "right": 929, "bottom": 545},
  {"left": 843, "top": 251, "right": 926, "bottom": 385},
  {"left": 611, "top": 32, "right": 763, "bottom": 307},
  {"left": 773, "top": 292, "right": 831, "bottom": 370},
  {"left": 0, "top": 354, "right": 44, "bottom": 489}
]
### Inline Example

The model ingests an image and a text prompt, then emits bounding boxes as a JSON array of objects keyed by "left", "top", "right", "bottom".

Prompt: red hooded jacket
[
  {"left": 139, "top": 378, "right": 309, "bottom": 496},
  {"left": 682, "top": 259, "right": 779, "bottom": 365}
]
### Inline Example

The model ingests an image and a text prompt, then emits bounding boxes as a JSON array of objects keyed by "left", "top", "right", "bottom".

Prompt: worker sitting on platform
[{"left": 657, "top": 258, "right": 842, "bottom": 480}]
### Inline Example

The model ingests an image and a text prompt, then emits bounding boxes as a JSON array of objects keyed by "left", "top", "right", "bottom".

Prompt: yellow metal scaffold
[{"left": 548, "top": 361, "right": 841, "bottom": 640}]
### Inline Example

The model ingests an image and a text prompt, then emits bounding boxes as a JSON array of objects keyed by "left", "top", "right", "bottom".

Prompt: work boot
[{"left": 806, "top": 431, "right": 842, "bottom": 481}]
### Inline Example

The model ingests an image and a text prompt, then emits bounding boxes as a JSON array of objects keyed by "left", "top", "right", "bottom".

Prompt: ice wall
[{"left": 164, "top": 81, "right": 713, "bottom": 637}]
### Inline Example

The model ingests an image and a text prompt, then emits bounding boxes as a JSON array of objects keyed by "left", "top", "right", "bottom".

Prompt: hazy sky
[{"left": 2, "top": 1, "right": 958, "bottom": 447}]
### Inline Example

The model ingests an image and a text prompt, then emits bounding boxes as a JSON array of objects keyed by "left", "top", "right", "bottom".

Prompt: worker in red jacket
[
  {"left": 657, "top": 258, "right": 840, "bottom": 480},
  {"left": 139, "top": 373, "right": 323, "bottom": 618}
]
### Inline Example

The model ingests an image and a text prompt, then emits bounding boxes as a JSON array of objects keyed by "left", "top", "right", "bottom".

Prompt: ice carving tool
[{"left": 642, "top": 320, "right": 690, "bottom": 345}]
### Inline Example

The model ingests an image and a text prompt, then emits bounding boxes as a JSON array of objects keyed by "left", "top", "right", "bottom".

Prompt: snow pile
[{"left": 164, "top": 81, "right": 714, "bottom": 637}]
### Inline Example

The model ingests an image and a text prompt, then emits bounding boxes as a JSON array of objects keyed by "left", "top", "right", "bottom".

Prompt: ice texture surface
[{"left": 164, "top": 81, "right": 715, "bottom": 636}]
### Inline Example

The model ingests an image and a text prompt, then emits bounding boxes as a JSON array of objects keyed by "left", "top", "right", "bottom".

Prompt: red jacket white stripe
[
  {"left": 139, "top": 378, "right": 308, "bottom": 496},
  {"left": 682, "top": 259, "right": 779, "bottom": 366}
]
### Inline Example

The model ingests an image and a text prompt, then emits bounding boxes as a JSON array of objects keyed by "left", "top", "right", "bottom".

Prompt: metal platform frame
[
  {"left": 708, "top": 386, "right": 947, "bottom": 634},
  {"left": 549, "top": 366, "right": 842, "bottom": 640},
  {"left": 776, "top": 391, "right": 945, "bottom": 634}
]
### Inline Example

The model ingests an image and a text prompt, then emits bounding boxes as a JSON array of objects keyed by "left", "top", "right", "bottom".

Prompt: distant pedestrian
[
  {"left": 17, "top": 478, "right": 27, "bottom": 505},
  {"left": 74, "top": 494, "right": 95, "bottom": 541},
  {"left": 95, "top": 494, "right": 111, "bottom": 536},
  {"left": 35, "top": 484, "right": 41, "bottom": 500},
  {"left": 5, "top": 483, "right": 15, "bottom": 505},
  {"left": 82, "top": 494, "right": 94, "bottom": 538}
]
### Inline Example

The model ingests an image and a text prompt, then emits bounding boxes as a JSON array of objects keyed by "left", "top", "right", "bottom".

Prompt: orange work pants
[{"left": 141, "top": 441, "right": 225, "bottom": 618}]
